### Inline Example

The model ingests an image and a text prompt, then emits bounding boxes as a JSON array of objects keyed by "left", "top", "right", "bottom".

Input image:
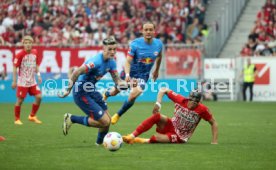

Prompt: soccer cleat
[
  {"left": 14, "top": 120, "right": 23, "bottom": 125},
  {"left": 28, "top": 115, "right": 42, "bottom": 124},
  {"left": 0, "top": 136, "right": 5, "bottom": 141},
  {"left": 102, "top": 90, "right": 108, "bottom": 101},
  {"left": 63, "top": 113, "right": 72, "bottom": 136},
  {"left": 111, "top": 113, "right": 120, "bottom": 125},
  {"left": 134, "top": 137, "right": 149, "bottom": 144},
  {"left": 122, "top": 134, "right": 135, "bottom": 144}
]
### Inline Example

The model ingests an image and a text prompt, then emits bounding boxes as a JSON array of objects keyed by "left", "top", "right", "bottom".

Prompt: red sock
[
  {"left": 30, "top": 104, "right": 40, "bottom": 117},
  {"left": 14, "top": 105, "right": 21, "bottom": 120},
  {"left": 149, "top": 135, "right": 157, "bottom": 143},
  {"left": 133, "top": 113, "right": 161, "bottom": 137}
]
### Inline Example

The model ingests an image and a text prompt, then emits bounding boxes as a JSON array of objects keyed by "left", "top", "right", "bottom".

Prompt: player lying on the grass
[
  {"left": 102, "top": 22, "right": 163, "bottom": 125},
  {"left": 58, "top": 37, "right": 127, "bottom": 145},
  {"left": 12, "top": 35, "right": 42, "bottom": 125},
  {"left": 123, "top": 88, "right": 218, "bottom": 144}
]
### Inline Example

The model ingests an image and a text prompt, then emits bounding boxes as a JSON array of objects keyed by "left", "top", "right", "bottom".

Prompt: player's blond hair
[{"left": 22, "top": 35, "right": 34, "bottom": 43}]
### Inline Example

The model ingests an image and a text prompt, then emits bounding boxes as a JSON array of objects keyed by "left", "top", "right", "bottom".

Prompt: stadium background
[{"left": 1, "top": 0, "right": 276, "bottom": 170}]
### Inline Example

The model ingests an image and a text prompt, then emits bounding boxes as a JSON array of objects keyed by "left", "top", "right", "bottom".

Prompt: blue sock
[
  {"left": 71, "top": 115, "right": 89, "bottom": 126},
  {"left": 96, "top": 131, "right": 108, "bottom": 144},
  {"left": 105, "top": 90, "right": 111, "bottom": 97},
  {"left": 117, "top": 100, "right": 135, "bottom": 116}
]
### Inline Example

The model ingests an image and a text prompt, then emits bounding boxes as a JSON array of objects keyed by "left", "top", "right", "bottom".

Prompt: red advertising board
[
  {"left": 0, "top": 46, "right": 128, "bottom": 73},
  {"left": 165, "top": 49, "right": 202, "bottom": 77}
]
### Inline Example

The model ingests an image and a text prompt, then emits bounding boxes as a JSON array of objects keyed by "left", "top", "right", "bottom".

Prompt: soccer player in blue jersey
[
  {"left": 103, "top": 22, "right": 163, "bottom": 125},
  {"left": 58, "top": 37, "right": 125, "bottom": 145}
]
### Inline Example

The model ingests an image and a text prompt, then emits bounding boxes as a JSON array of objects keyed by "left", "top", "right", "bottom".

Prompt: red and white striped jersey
[
  {"left": 167, "top": 91, "right": 213, "bottom": 142},
  {"left": 13, "top": 49, "right": 38, "bottom": 87}
]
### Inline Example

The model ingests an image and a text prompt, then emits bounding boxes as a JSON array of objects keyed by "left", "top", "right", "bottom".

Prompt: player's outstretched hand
[
  {"left": 152, "top": 71, "right": 159, "bottom": 82},
  {"left": 152, "top": 104, "right": 160, "bottom": 114},
  {"left": 58, "top": 90, "right": 70, "bottom": 98},
  {"left": 38, "top": 76, "right": 42, "bottom": 84},
  {"left": 125, "top": 75, "right": 131, "bottom": 82},
  {"left": 11, "top": 81, "right": 16, "bottom": 89}
]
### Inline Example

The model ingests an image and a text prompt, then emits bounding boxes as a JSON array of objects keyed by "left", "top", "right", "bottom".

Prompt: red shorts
[
  {"left": 156, "top": 118, "right": 183, "bottom": 143},
  {"left": 17, "top": 85, "right": 41, "bottom": 98}
]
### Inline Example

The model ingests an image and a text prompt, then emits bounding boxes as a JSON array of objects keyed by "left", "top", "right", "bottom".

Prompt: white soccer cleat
[{"left": 63, "top": 113, "right": 72, "bottom": 136}]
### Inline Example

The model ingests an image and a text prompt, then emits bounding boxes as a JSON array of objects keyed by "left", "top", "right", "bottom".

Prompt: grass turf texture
[{"left": 0, "top": 102, "right": 275, "bottom": 170}]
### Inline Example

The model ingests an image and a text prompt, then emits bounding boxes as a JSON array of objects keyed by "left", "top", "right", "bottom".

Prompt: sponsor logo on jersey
[
  {"left": 154, "top": 51, "right": 159, "bottom": 56},
  {"left": 139, "top": 57, "right": 154, "bottom": 64}
]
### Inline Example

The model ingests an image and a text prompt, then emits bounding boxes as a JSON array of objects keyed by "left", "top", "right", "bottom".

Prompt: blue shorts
[
  {"left": 73, "top": 91, "right": 107, "bottom": 120},
  {"left": 120, "top": 71, "right": 147, "bottom": 90}
]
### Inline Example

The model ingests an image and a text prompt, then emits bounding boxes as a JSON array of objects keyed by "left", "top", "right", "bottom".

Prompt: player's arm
[
  {"left": 152, "top": 87, "right": 171, "bottom": 113},
  {"left": 208, "top": 117, "right": 218, "bottom": 144},
  {"left": 124, "top": 55, "right": 133, "bottom": 82},
  {"left": 110, "top": 71, "right": 120, "bottom": 85},
  {"left": 152, "top": 51, "right": 162, "bottom": 81},
  {"left": 58, "top": 65, "right": 87, "bottom": 98},
  {"left": 36, "top": 65, "right": 42, "bottom": 84},
  {"left": 12, "top": 65, "right": 17, "bottom": 89}
]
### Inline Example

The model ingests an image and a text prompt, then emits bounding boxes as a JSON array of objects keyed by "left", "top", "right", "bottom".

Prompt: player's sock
[
  {"left": 117, "top": 100, "right": 135, "bottom": 116},
  {"left": 70, "top": 115, "right": 89, "bottom": 126},
  {"left": 149, "top": 135, "right": 158, "bottom": 143},
  {"left": 30, "top": 104, "right": 40, "bottom": 117},
  {"left": 14, "top": 105, "right": 21, "bottom": 120},
  {"left": 133, "top": 113, "right": 161, "bottom": 137},
  {"left": 96, "top": 131, "right": 108, "bottom": 144}
]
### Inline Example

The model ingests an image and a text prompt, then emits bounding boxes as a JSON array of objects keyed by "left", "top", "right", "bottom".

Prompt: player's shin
[
  {"left": 96, "top": 127, "right": 109, "bottom": 145},
  {"left": 117, "top": 100, "right": 135, "bottom": 116},
  {"left": 14, "top": 105, "right": 21, "bottom": 120},
  {"left": 133, "top": 113, "right": 161, "bottom": 137},
  {"left": 30, "top": 103, "right": 40, "bottom": 117}
]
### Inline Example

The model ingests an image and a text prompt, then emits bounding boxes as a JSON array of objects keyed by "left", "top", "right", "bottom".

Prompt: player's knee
[
  {"left": 101, "top": 116, "right": 111, "bottom": 127},
  {"left": 16, "top": 98, "right": 24, "bottom": 105},
  {"left": 36, "top": 94, "right": 42, "bottom": 100}
]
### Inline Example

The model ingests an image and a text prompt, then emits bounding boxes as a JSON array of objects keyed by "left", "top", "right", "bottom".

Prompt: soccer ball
[{"left": 103, "top": 132, "right": 123, "bottom": 151}]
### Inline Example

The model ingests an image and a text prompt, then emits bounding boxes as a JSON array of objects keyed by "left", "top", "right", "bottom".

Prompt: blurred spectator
[
  {"left": 0, "top": 0, "right": 208, "bottom": 46},
  {"left": 241, "top": 0, "right": 276, "bottom": 56}
]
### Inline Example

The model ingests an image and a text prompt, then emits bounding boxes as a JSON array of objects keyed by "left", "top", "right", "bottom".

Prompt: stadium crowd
[
  {"left": 241, "top": 0, "right": 276, "bottom": 56},
  {"left": 0, "top": 0, "right": 209, "bottom": 46}
]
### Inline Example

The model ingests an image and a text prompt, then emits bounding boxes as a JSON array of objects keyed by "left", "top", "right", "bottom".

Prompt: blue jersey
[
  {"left": 75, "top": 52, "right": 117, "bottom": 93},
  {"left": 128, "top": 37, "right": 163, "bottom": 81}
]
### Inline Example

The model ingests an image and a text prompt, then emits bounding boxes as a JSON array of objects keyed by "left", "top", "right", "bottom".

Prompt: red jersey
[
  {"left": 167, "top": 91, "right": 213, "bottom": 142},
  {"left": 13, "top": 49, "right": 38, "bottom": 87}
]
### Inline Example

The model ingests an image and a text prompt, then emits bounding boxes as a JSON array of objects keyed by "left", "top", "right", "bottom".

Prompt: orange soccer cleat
[
  {"left": 122, "top": 134, "right": 135, "bottom": 144},
  {"left": 28, "top": 115, "right": 42, "bottom": 124},
  {"left": 14, "top": 119, "right": 23, "bottom": 125}
]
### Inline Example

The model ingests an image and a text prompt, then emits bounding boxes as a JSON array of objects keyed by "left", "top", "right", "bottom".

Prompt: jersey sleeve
[
  {"left": 200, "top": 106, "right": 213, "bottom": 121},
  {"left": 13, "top": 50, "right": 24, "bottom": 67},
  {"left": 83, "top": 58, "right": 98, "bottom": 73},
  {"left": 109, "top": 60, "right": 117, "bottom": 73},
  {"left": 127, "top": 41, "right": 137, "bottom": 58},
  {"left": 167, "top": 90, "right": 186, "bottom": 104}
]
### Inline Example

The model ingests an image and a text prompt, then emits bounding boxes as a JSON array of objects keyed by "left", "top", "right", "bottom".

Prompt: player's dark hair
[
  {"left": 189, "top": 89, "right": 202, "bottom": 102},
  {"left": 143, "top": 21, "right": 155, "bottom": 29},
  {"left": 103, "top": 37, "right": 117, "bottom": 45}
]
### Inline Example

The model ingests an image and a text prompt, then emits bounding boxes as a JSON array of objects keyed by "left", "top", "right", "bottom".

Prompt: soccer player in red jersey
[
  {"left": 12, "top": 36, "right": 42, "bottom": 125},
  {"left": 123, "top": 88, "right": 218, "bottom": 144}
]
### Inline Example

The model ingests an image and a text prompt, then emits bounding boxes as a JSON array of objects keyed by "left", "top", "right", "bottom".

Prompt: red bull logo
[{"left": 140, "top": 57, "right": 154, "bottom": 64}]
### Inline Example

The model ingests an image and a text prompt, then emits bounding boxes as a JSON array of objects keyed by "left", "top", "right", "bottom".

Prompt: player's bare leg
[
  {"left": 111, "top": 85, "right": 142, "bottom": 125},
  {"left": 123, "top": 114, "right": 168, "bottom": 144},
  {"left": 28, "top": 94, "right": 42, "bottom": 124},
  {"left": 102, "top": 87, "right": 120, "bottom": 101},
  {"left": 14, "top": 97, "right": 24, "bottom": 125}
]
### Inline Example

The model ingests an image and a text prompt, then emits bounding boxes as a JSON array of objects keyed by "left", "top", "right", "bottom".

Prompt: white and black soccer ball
[{"left": 103, "top": 132, "right": 123, "bottom": 151}]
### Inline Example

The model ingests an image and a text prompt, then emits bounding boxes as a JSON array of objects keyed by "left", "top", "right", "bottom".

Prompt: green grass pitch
[{"left": 0, "top": 101, "right": 276, "bottom": 170}]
